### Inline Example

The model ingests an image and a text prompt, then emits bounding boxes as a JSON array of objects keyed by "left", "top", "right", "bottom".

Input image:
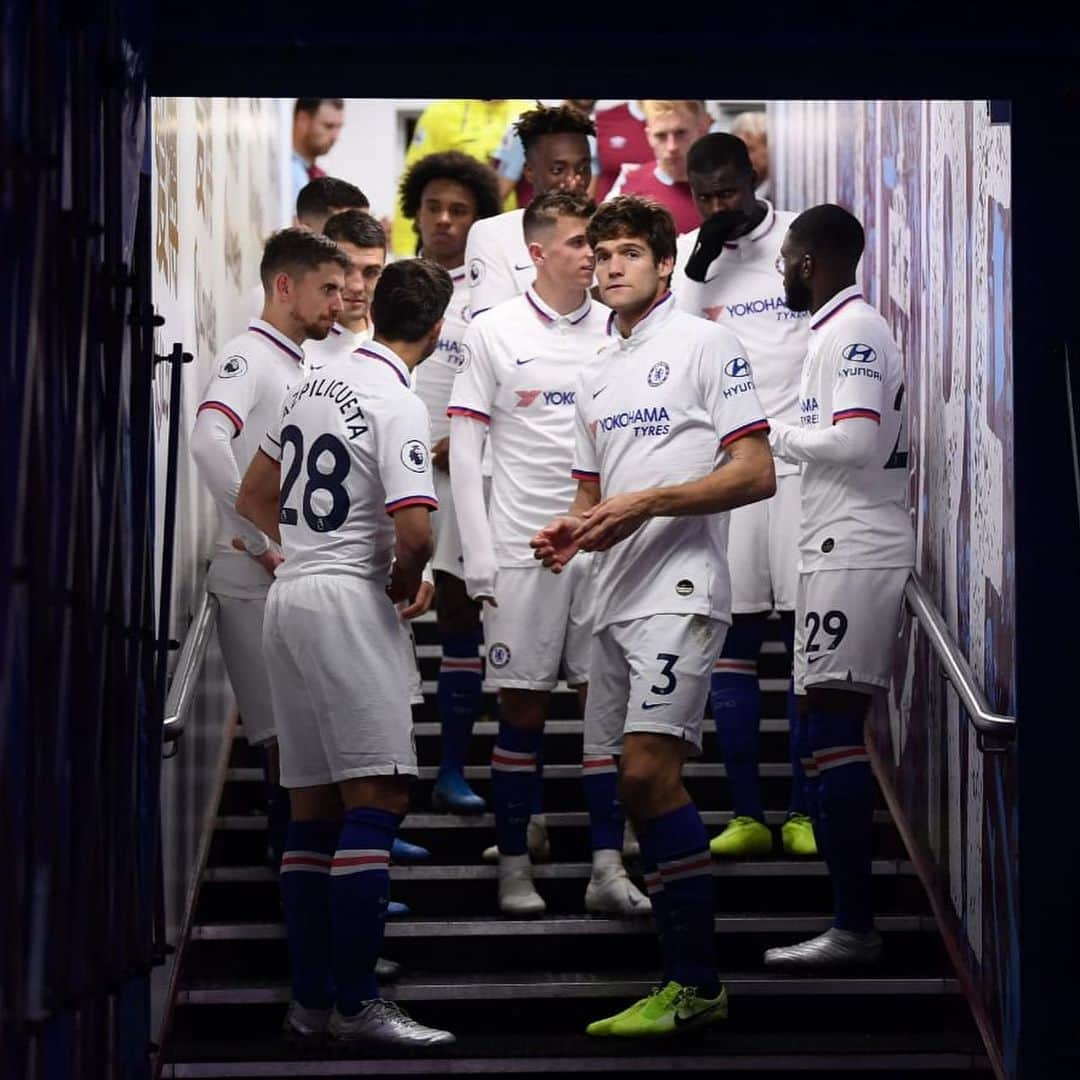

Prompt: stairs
[{"left": 160, "top": 614, "right": 992, "bottom": 1077}]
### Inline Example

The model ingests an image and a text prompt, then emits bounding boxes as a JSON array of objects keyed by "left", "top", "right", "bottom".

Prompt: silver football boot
[
  {"left": 328, "top": 999, "right": 456, "bottom": 1048},
  {"left": 764, "top": 927, "right": 883, "bottom": 968},
  {"left": 282, "top": 1001, "right": 331, "bottom": 1044}
]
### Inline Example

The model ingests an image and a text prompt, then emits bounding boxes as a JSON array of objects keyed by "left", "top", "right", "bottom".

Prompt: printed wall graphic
[{"left": 772, "top": 100, "right": 1016, "bottom": 1072}]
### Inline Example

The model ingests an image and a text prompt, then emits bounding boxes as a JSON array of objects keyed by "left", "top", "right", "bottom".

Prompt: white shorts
[
  {"left": 793, "top": 566, "right": 910, "bottom": 695},
  {"left": 483, "top": 557, "right": 594, "bottom": 690},
  {"left": 263, "top": 574, "right": 419, "bottom": 788},
  {"left": 430, "top": 468, "right": 464, "bottom": 579},
  {"left": 584, "top": 613, "right": 728, "bottom": 757},
  {"left": 399, "top": 618, "right": 424, "bottom": 706},
  {"left": 729, "top": 471, "right": 800, "bottom": 614},
  {"left": 214, "top": 591, "right": 276, "bottom": 746}
]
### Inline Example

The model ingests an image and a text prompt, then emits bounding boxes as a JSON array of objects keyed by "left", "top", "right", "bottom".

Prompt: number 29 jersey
[
  {"left": 796, "top": 286, "right": 915, "bottom": 572},
  {"left": 260, "top": 340, "right": 437, "bottom": 583}
]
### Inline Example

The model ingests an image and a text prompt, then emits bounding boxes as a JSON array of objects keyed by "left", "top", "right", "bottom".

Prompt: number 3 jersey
[
  {"left": 573, "top": 292, "right": 770, "bottom": 631},
  {"left": 792, "top": 285, "right": 915, "bottom": 572},
  {"left": 260, "top": 339, "right": 437, "bottom": 583}
]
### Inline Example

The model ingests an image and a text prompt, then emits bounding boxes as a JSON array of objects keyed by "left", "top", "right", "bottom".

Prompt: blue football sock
[
  {"left": 711, "top": 614, "right": 768, "bottom": 821},
  {"left": 809, "top": 709, "right": 875, "bottom": 932},
  {"left": 639, "top": 803, "right": 718, "bottom": 996},
  {"left": 279, "top": 819, "right": 338, "bottom": 1010},
  {"left": 582, "top": 755, "right": 623, "bottom": 852},
  {"left": 640, "top": 850, "right": 671, "bottom": 983},
  {"left": 330, "top": 807, "right": 399, "bottom": 1014},
  {"left": 491, "top": 724, "right": 543, "bottom": 856},
  {"left": 437, "top": 630, "right": 483, "bottom": 776}
]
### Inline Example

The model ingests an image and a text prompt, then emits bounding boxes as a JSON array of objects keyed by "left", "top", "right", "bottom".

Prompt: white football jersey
[
  {"left": 448, "top": 287, "right": 610, "bottom": 567},
  {"left": 197, "top": 319, "right": 308, "bottom": 592},
  {"left": 673, "top": 204, "right": 808, "bottom": 476},
  {"left": 573, "top": 293, "right": 770, "bottom": 631},
  {"left": 413, "top": 266, "right": 469, "bottom": 442},
  {"left": 260, "top": 340, "right": 437, "bottom": 582},
  {"left": 794, "top": 285, "right": 915, "bottom": 571},
  {"left": 464, "top": 209, "right": 535, "bottom": 315},
  {"left": 303, "top": 322, "right": 373, "bottom": 372}
]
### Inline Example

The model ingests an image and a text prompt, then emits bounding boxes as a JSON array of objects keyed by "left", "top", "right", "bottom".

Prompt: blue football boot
[{"left": 430, "top": 767, "right": 487, "bottom": 814}]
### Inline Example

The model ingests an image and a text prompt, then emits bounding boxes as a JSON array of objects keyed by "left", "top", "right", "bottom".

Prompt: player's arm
[
  {"left": 768, "top": 416, "right": 878, "bottom": 466},
  {"left": 236, "top": 447, "right": 282, "bottom": 545},
  {"left": 388, "top": 506, "right": 434, "bottom": 603},
  {"left": 572, "top": 432, "right": 775, "bottom": 553}
]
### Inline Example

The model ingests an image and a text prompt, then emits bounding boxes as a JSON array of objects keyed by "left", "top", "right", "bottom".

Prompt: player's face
[
  {"left": 335, "top": 241, "right": 385, "bottom": 323},
  {"left": 287, "top": 262, "right": 345, "bottom": 339},
  {"left": 688, "top": 162, "right": 757, "bottom": 223},
  {"left": 593, "top": 234, "right": 673, "bottom": 314},
  {"left": 779, "top": 232, "right": 813, "bottom": 313},
  {"left": 417, "top": 178, "right": 478, "bottom": 264},
  {"left": 298, "top": 104, "right": 345, "bottom": 158},
  {"left": 525, "top": 133, "right": 592, "bottom": 195},
  {"left": 535, "top": 215, "right": 594, "bottom": 290},
  {"left": 646, "top": 108, "right": 712, "bottom": 182}
]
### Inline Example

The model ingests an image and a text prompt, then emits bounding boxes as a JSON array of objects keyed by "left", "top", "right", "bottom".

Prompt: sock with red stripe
[
  {"left": 640, "top": 803, "right": 718, "bottom": 996},
  {"left": 437, "top": 630, "right": 483, "bottom": 775},
  {"left": 330, "top": 806, "right": 400, "bottom": 1014},
  {"left": 640, "top": 851, "right": 671, "bottom": 983},
  {"left": 279, "top": 819, "right": 338, "bottom": 1009},
  {"left": 582, "top": 754, "right": 623, "bottom": 851},
  {"left": 779, "top": 612, "right": 810, "bottom": 817},
  {"left": 491, "top": 724, "right": 543, "bottom": 856},
  {"left": 809, "top": 710, "right": 874, "bottom": 932},
  {"left": 710, "top": 613, "right": 767, "bottom": 821}
]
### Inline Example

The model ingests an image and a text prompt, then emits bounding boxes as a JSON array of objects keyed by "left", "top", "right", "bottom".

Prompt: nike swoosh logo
[
  {"left": 515, "top": 357, "right": 540, "bottom": 366},
  {"left": 592, "top": 386, "right": 607, "bottom": 399},
  {"left": 806, "top": 654, "right": 825, "bottom": 664},
  {"left": 641, "top": 701, "right": 671, "bottom": 710},
  {"left": 674, "top": 1000, "right": 725, "bottom": 1027},
  {"left": 513, "top": 262, "right": 533, "bottom": 271}
]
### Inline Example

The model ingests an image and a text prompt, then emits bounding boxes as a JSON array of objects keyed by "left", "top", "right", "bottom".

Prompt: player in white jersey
[
  {"left": 449, "top": 192, "right": 648, "bottom": 919},
  {"left": 398, "top": 151, "right": 502, "bottom": 814},
  {"left": 192, "top": 228, "right": 348, "bottom": 869},
  {"left": 762, "top": 205, "right": 915, "bottom": 969},
  {"left": 673, "top": 132, "right": 816, "bottom": 860},
  {"left": 464, "top": 104, "right": 594, "bottom": 316},
  {"left": 235, "top": 260, "right": 456, "bottom": 1049},
  {"left": 532, "top": 197, "right": 775, "bottom": 1038}
]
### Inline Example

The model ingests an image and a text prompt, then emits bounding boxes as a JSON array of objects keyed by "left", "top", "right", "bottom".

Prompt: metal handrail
[
  {"left": 163, "top": 591, "right": 218, "bottom": 743},
  {"left": 904, "top": 572, "right": 1015, "bottom": 750}
]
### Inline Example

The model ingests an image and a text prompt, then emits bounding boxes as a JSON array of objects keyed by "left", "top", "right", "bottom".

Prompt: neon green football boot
[
  {"left": 585, "top": 986, "right": 661, "bottom": 1037},
  {"left": 781, "top": 813, "right": 818, "bottom": 856},
  {"left": 709, "top": 816, "right": 773, "bottom": 857},
  {"left": 609, "top": 980, "right": 729, "bottom": 1038}
]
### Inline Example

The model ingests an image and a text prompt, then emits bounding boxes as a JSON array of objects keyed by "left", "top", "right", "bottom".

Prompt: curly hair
[
  {"left": 398, "top": 151, "right": 501, "bottom": 222},
  {"left": 513, "top": 103, "right": 596, "bottom": 157},
  {"left": 586, "top": 196, "right": 677, "bottom": 266}
]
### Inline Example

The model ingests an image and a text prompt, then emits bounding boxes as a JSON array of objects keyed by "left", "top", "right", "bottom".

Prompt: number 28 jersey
[
  {"left": 796, "top": 286, "right": 915, "bottom": 572},
  {"left": 260, "top": 340, "right": 437, "bottom": 582}
]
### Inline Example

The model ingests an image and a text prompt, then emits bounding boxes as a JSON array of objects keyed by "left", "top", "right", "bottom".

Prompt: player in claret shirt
[
  {"left": 532, "top": 196, "right": 775, "bottom": 1038},
  {"left": 449, "top": 191, "right": 648, "bottom": 919},
  {"left": 763, "top": 204, "right": 914, "bottom": 968}
]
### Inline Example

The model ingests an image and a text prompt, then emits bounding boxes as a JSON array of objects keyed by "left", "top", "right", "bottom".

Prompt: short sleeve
[
  {"left": 465, "top": 218, "right": 519, "bottom": 316},
  {"left": 827, "top": 329, "right": 890, "bottom": 425},
  {"left": 571, "top": 373, "right": 600, "bottom": 483},
  {"left": 696, "top": 328, "right": 770, "bottom": 448},
  {"left": 197, "top": 349, "right": 259, "bottom": 435},
  {"left": 446, "top": 321, "right": 498, "bottom": 424},
  {"left": 377, "top": 394, "right": 438, "bottom": 515}
]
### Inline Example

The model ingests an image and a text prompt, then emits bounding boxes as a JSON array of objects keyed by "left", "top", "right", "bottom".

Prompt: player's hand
[
  {"left": 530, "top": 516, "right": 582, "bottom": 573},
  {"left": 431, "top": 437, "right": 450, "bottom": 473},
  {"left": 572, "top": 493, "right": 650, "bottom": 553},
  {"left": 232, "top": 536, "right": 284, "bottom": 578},
  {"left": 386, "top": 560, "right": 421, "bottom": 604},
  {"left": 683, "top": 209, "right": 748, "bottom": 282},
  {"left": 398, "top": 580, "right": 434, "bottom": 619},
  {"left": 475, "top": 594, "right": 498, "bottom": 608}
]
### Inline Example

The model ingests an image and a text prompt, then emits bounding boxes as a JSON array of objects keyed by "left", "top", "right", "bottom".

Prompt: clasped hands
[{"left": 529, "top": 491, "right": 651, "bottom": 573}]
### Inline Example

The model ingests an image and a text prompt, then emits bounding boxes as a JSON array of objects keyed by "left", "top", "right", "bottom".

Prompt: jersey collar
[
  {"left": 724, "top": 200, "right": 778, "bottom": 252},
  {"left": 607, "top": 289, "right": 675, "bottom": 344},
  {"left": 525, "top": 286, "right": 592, "bottom": 326},
  {"left": 248, "top": 319, "right": 304, "bottom": 364},
  {"left": 356, "top": 339, "right": 411, "bottom": 387},
  {"left": 809, "top": 284, "right": 864, "bottom": 331}
]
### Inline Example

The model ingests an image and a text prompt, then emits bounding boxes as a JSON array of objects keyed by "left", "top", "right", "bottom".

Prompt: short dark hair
[
  {"left": 523, "top": 190, "right": 596, "bottom": 241},
  {"left": 294, "top": 97, "right": 345, "bottom": 116},
  {"left": 296, "top": 177, "right": 369, "bottom": 222},
  {"left": 259, "top": 227, "right": 349, "bottom": 290},
  {"left": 788, "top": 204, "right": 865, "bottom": 266},
  {"left": 514, "top": 103, "right": 596, "bottom": 157},
  {"left": 323, "top": 209, "right": 386, "bottom": 251},
  {"left": 398, "top": 151, "right": 501, "bottom": 222},
  {"left": 586, "top": 196, "right": 677, "bottom": 266},
  {"left": 687, "top": 132, "right": 753, "bottom": 178},
  {"left": 371, "top": 259, "right": 454, "bottom": 343}
]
